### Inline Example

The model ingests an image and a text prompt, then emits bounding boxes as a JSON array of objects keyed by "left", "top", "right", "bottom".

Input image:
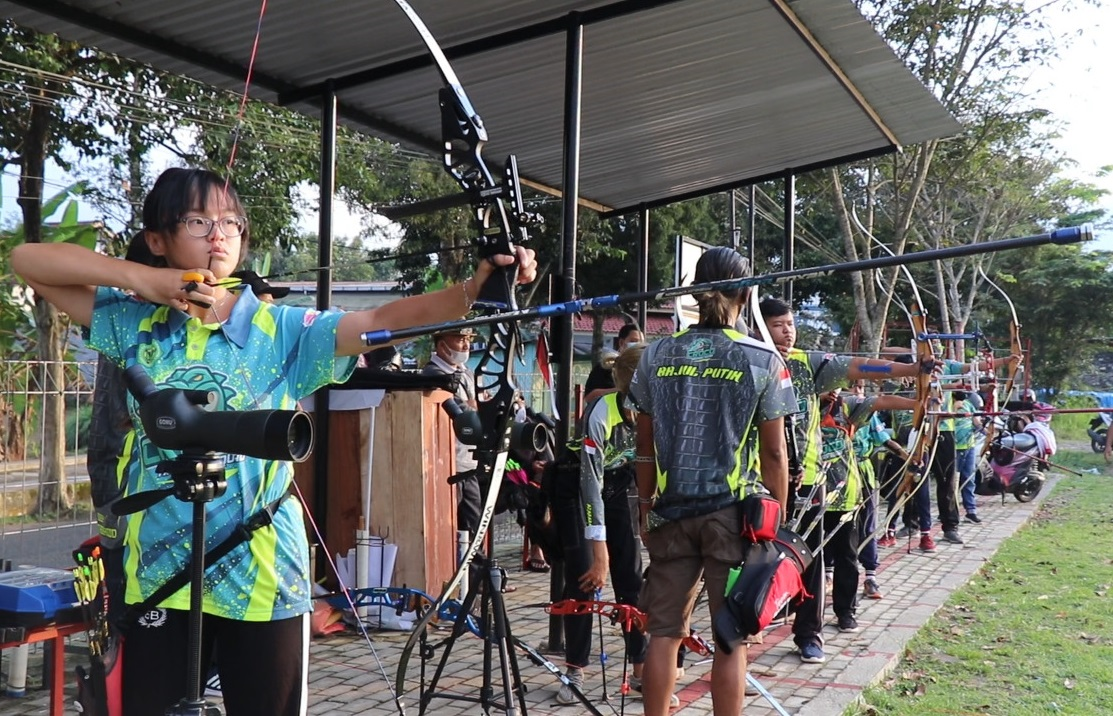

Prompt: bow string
[{"left": 977, "top": 266, "right": 1023, "bottom": 459}]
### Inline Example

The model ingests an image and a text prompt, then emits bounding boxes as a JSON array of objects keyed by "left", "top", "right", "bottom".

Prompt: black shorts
[{"left": 123, "top": 608, "right": 309, "bottom": 716}]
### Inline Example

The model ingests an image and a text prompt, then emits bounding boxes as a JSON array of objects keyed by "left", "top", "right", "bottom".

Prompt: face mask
[{"left": 446, "top": 348, "right": 469, "bottom": 365}]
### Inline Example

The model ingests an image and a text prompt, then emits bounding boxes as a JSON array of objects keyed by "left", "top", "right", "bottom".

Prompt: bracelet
[
  {"left": 634, "top": 455, "right": 655, "bottom": 464},
  {"left": 638, "top": 496, "right": 656, "bottom": 505},
  {"left": 461, "top": 277, "right": 476, "bottom": 310}
]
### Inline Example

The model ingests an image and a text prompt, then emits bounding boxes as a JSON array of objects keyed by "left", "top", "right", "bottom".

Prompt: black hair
[
  {"left": 124, "top": 230, "right": 162, "bottom": 268},
  {"left": 893, "top": 354, "right": 915, "bottom": 365},
  {"left": 693, "top": 247, "right": 750, "bottom": 327},
  {"left": 758, "top": 296, "right": 792, "bottom": 319},
  {"left": 617, "top": 323, "right": 641, "bottom": 342},
  {"left": 142, "top": 168, "right": 250, "bottom": 261},
  {"left": 613, "top": 322, "right": 642, "bottom": 349}
]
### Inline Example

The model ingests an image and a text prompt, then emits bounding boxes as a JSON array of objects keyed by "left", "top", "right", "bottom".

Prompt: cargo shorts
[{"left": 640, "top": 504, "right": 744, "bottom": 639}]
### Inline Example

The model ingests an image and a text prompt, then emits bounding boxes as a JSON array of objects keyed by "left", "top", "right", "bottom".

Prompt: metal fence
[{"left": 0, "top": 359, "right": 98, "bottom": 570}]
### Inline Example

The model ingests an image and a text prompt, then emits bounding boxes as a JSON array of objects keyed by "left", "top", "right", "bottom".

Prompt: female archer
[{"left": 12, "top": 167, "right": 536, "bottom": 716}]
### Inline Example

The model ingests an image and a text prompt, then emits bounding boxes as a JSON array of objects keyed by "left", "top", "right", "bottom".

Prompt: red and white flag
[{"left": 537, "top": 328, "right": 559, "bottom": 420}]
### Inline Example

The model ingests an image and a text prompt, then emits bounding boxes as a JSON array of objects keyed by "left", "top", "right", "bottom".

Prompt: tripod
[
  {"left": 144, "top": 452, "right": 227, "bottom": 716},
  {"left": 418, "top": 531, "right": 528, "bottom": 716}
]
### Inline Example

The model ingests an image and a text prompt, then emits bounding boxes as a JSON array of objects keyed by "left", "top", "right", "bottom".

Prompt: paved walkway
[{"left": 0, "top": 479, "right": 1053, "bottom": 715}]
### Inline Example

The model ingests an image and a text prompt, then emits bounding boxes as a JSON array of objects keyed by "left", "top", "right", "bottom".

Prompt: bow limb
[
  {"left": 394, "top": 0, "right": 530, "bottom": 309},
  {"left": 748, "top": 287, "right": 802, "bottom": 483},
  {"left": 977, "top": 267, "right": 1023, "bottom": 405},
  {"left": 856, "top": 217, "right": 938, "bottom": 533}
]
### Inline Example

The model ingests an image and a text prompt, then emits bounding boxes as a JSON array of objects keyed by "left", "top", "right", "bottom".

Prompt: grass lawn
[{"left": 853, "top": 448, "right": 1113, "bottom": 716}]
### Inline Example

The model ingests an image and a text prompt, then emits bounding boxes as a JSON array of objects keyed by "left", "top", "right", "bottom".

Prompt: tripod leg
[
  {"left": 512, "top": 637, "right": 608, "bottom": 716},
  {"left": 481, "top": 575, "right": 496, "bottom": 711},
  {"left": 488, "top": 565, "right": 527, "bottom": 716},
  {"left": 419, "top": 571, "right": 482, "bottom": 716}
]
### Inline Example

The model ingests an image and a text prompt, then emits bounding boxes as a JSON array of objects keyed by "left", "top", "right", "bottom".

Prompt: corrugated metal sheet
[{"left": 1, "top": 0, "right": 959, "bottom": 213}]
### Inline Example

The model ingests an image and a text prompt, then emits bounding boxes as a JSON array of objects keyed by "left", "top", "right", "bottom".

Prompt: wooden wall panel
[{"left": 295, "top": 389, "right": 457, "bottom": 593}]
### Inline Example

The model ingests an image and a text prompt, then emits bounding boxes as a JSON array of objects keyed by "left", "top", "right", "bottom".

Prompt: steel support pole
[
  {"left": 547, "top": 14, "right": 584, "bottom": 655},
  {"left": 638, "top": 206, "right": 650, "bottom": 331},
  {"left": 312, "top": 84, "right": 337, "bottom": 552},
  {"left": 783, "top": 172, "right": 795, "bottom": 303}
]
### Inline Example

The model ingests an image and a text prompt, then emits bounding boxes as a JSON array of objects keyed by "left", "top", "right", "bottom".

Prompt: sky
[
  {"left": 1021, "top": 0, "right": 1112, "bottom": 249},
  {"left": 2, "top": 1, "right": 1110, "bottom": 250}
]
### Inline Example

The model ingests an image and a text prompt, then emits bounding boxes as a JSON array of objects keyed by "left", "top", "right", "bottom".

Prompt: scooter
[
  {"left": 1087, "top": 416, "right": 1107, "bottom": 454},
  {"left": 975, "top": 427, "right": 1046, "bottom": 503}
]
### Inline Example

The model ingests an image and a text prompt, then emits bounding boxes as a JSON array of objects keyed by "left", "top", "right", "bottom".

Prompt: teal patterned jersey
[{"left": 87, "top": 286, "right": 356, "bottom": 621}]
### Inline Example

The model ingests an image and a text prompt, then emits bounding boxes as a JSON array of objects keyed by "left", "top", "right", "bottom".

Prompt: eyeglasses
[{"left": 179, "top": 215, "right": 248, "bottom": 239}]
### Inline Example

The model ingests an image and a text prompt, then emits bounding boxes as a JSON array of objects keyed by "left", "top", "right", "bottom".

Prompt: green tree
[
  {"left": 0, "top": 23, "right": 161, "bottom": 512},
  {"left": 0, "top": 185, "right": 101, "bottom": 507},
  {"left": 775, "top": 0, "right": 1108, "bottom": 358},
  {"left": 984, "top": 245, "right": 1113, "bottom": 394}
]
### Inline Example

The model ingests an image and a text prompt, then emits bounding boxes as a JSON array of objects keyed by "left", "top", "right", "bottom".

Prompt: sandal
[{"left": 526, "top": 558, "right": 551, "bottom": 573}]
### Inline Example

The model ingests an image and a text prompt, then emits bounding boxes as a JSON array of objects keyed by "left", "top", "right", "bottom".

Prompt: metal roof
[{"left": 2, "top": 0, "right": 960, "bottom": 215}]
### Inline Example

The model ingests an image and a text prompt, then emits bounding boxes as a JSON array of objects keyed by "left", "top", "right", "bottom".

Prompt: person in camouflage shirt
[{"left": 628, "top": 248, "right": 793, "bottom": 716}]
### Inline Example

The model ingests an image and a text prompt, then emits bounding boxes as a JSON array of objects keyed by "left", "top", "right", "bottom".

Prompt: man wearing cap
[{"left": 423, "top": 327, "right": 482, "bottom": 536}]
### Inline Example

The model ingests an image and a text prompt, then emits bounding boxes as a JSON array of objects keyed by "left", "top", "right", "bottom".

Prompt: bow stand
[{"left": 379, "top": 3, "right": 550, "bottom": 715}]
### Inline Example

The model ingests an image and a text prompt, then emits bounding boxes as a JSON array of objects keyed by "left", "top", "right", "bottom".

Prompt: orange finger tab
[{"left": 181, "top": 272, "right": 205, "bottom": 283}]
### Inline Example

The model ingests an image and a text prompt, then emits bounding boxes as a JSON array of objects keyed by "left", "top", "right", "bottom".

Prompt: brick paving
[{"left": 0, "top": 480, "right": 1053, "bottom": 715}]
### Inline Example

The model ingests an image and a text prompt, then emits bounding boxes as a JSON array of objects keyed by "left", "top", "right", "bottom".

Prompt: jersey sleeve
[
  {"left": 627, "top": 345, "right": 656, "bottom": 415},
  {"left": 86, "top": 287, "right": 157, "bottom": 366},
  {"left": 579, "top": 398, "right": 609, "bottom": 541},
  {"left": 811, "top": 352, "right": 852, "bottom": 393},
  {"left": 271, "top": 306, "right": 357, "bottom": 399},
  {"left": 845, "top": 395, "right": 879, "bottom": 429},
  {"left": 757, "top": 351, "right": 797, "bottom": 423}
]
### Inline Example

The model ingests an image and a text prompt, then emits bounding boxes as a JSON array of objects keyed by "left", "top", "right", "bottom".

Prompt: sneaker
[
  {"left": 919, "top": 533, "right": 937, "bottom": 552},
  {"left": 837, "top": 613, "right": 859, "bottom": 632},
  {"left": 862, "top": 578, "right": 883, "bottom": 600},
  {"left": 942, "top": 529, "right": 964, "bottom": 544},
  {"left": 798, "top": 639, "right": 825, "bottom": 663},
  {"left": 555, "top": 668, "right": 584, "bottom": 705},
  {"left": 878, "top": 531, "right": 897, "bottom": 548},
  {"left": 629, "top": 678, "right": 680, "bottom": 707},
  {"left": 965, "top": 512, "right": 982, "bottom": 524}
]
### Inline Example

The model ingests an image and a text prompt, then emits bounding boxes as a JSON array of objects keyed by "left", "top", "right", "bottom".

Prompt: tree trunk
[
  {"left": 591, "top": 313, "right": 605, "bottom": 364},
  {"left": 0, "top": 395, "right": 27, "bottom": 461},
  {"left": 33, "top": 304, "right": 72, "bottom": 514},
  {"left": 19, "top": 82, "right": 73, "bottom": 515}
]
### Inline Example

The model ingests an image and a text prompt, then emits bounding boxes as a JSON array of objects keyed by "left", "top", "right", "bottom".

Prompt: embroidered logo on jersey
[
  {"left": 820, "top": 426, "right": 848, "bottom": 460},
  {"left": 686, "top": 337, "right": 714, "bottom": 361},
  {"left": 779, "top": 367, "right": 793, "bottom": 390},
  {"left": 583, "top": 436, "right": 598, "bottom": 455},
  {"left": 137, "top": 608, "right": 168, "bottom": 628},
  {"left": 303, "top": 310, "right": 320, "bottom": 327},
  {"left": 138, "top": 342, "right": 161, "bottom": 367},
  {"left": 164, "top": 365, "right": 237, "bottom": 410}
]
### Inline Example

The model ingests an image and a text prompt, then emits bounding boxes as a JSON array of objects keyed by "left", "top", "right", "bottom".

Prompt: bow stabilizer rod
[{"left": 363, "top": 224, "right": 1092, "bottom": 346}]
